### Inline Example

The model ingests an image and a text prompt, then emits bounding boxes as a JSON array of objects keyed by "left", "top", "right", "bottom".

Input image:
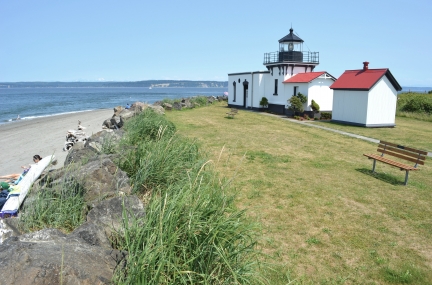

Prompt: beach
[{"left": 0, "top": 109, "right": 114, "bottom": 177}]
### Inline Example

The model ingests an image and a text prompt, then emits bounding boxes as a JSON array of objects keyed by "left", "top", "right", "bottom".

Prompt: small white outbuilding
[{"left": 330, "top": 62, "right": 402, "bottom": 127}]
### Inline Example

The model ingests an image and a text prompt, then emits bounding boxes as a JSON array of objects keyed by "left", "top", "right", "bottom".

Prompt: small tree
[
  {"left": 296, "top": 92, "right": 307, "bottom": 104},
  {"left": 288, "top": 96, "right": 304, "bottom": 113},
  {"left": 311, "top": 99, "right": 320, "bottom": 112},
  {"left": 259, "top": 97, "right": 269, "bottom": 108}
]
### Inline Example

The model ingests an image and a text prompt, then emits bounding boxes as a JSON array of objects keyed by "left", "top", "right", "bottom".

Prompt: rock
[
  {"left": 113, "top": 105, "right": 124, "bottom": 116},
  {"left": 85, "top": 129, "right": 123, "bottom": 153},
  {"left": 110, "top": 117, "right": 122, "bottom": 129},
  {"left": 102, "top": 118, "right": 112, "bottom": 129},
  {"left": 118, "top": 109, "right": 134, "bottom": 120},
  {"left": 130, "top": 102, "right": 149, "bottom": 113},
  {"left": 69, "top": 221, "right": 112, "bottom": 249},
  {"left": 0, "top": 228, "right": 124, "bottom": 285},
  {"left": 207, "top": 96, "right": 216, "bottom": 104},
  {"left": 86, "top": 195, "right": 145, "bottom": 238},
  {"left": 0, "top": 218, "right": 21, "bottom": 244},
  {"left": 153, "top": 101, "right": 162, "bottom": 107},
  {"left": 148, "top": 105, "right": 165, "bottom": 115},
  {"left": 64, "top": 146, "right": 97, "bottom": 166},
  {"left": 173, "top": 102, "right": 182, "bottom": 110},
  {"left": 163, "top": 103, "right": 172, "bottom": 110},
  {"left": 76, "top": 156, "right": 131, "bottom": 205}
]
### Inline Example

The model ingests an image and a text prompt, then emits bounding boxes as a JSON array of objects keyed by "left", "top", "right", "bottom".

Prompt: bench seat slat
[
  {"left": 377, "top": 148, "right": 425, "bottom": 165},
  {"left": 363, "top": 154, "right": 419, "bottom": 170},
  {"left": 378, "top": 144, "right": 427, "bottom": 161},
  {"left": 380, "top": 140, "right": 428, "bottom": 155}
]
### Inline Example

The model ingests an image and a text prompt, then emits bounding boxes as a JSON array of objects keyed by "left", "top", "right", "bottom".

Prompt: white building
[
  {"left": 228, "top": 28, "right": 335, "bottom": 115},
  {"left": 330, "top": 62, "right": 402, "bottom": 127}
]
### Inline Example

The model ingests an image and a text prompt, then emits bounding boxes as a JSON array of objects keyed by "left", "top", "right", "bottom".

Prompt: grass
[
  {"left": 314, "top": 116, "right": 432, "bottom": 152},
  {"left": 166, "top": 103, "right": 432, "bottom": 284},
  {"left": 112, "top": 109, "right": 264, "bottom": 284}
]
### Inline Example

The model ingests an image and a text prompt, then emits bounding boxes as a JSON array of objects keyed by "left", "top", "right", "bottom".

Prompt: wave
[{"left": 1, "top": 109, "right": 101, "bottom": 125}]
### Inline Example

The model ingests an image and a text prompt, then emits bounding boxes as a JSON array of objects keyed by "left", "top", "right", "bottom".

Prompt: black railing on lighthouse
[{"left": 263, "top": 51, "right": 319, "bottom": 64}]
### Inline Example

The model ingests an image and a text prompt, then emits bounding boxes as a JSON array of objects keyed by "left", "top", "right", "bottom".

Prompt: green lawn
[{"left": 166, "top": 104, "right": 432, "bottom": 284}]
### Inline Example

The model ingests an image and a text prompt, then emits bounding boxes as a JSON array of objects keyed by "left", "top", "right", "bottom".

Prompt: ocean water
[{"left": 0, "top": 87, "right": 227, "bottom": 124}]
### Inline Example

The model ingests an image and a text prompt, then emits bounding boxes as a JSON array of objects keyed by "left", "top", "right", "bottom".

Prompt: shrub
[
  {"left": 190, "top": 96, "right": 208, "bottom": 106},
  {"left": 259, "top": 97, "right": 269, "bottom": 108},
  {"left": 311, "top": 99, "right": 320, "bottom": 112},
  {"left": 321, "top": 112, "right": 332, "bottom": 120},
  {"left": 401, "top": 96, "right": 432, "bottom": 114},
  {"left": 296, "top": 92, "right": 307, "bottom": 104},
  {"left": 304, "top": 114, "right": 310, "bottom": 120},
  {"left": 288, "top": 96, "right": 304, "bottom": 113}
]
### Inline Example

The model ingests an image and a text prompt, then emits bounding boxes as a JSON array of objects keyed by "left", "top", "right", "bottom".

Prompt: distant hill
[{"left": 0, "top": 80, "right": 228, "bottom": 88}]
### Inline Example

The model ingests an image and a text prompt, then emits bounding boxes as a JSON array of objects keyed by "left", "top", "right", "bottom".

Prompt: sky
[{"left": 1, "top": 0, "right": 431, "bottom": 86}]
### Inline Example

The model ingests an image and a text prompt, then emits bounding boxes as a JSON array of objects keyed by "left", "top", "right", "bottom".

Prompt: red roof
[
  {"left": 283, "top": 71, "right": 327, "bottom": 83},
  {"left": 330, "top": 68, "right": 402, "bottom": 91}
]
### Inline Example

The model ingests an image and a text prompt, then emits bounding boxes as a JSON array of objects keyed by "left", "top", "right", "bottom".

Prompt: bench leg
[
  {"left": 404, "top": 170, "right": 409, "bottom": 186},
  {"left": 372, "top": 159, "right": 377, "bottom": 173}
]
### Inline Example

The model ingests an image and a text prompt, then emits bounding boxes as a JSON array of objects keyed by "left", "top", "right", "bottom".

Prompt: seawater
[{"left": 0, "top": 87, "right": 227, "bottom": 124}]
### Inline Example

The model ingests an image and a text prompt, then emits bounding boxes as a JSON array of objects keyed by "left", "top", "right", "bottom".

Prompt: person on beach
[
  {"left": 125, "top": 103, "right": 130, "bottom": 109},
  {"left": 0, "top": 154, "right": 42, "bottom": 184}
]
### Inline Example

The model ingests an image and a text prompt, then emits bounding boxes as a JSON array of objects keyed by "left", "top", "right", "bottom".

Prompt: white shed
[{"left": 330, "top": 62, "right": 402, "bottom": 127}]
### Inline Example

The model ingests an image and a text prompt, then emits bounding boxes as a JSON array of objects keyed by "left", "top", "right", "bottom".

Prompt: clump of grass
[
  {"left": 111, "top": 108, "right": 264, "bottom": 283},
  {"left": 19, "top": 178, "right": 86, "bottom": 233},
  {"left": 113, "top": 172, "right": 263, "bottom": 284},
  {"left": 123, "top": 108, "right": 176, "bottom": 144},
  {"left": 120, "top": 132, "right": 203, "bottom": 194}
]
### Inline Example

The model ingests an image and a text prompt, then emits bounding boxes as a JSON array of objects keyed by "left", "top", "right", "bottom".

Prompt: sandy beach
[{"left": 0, "top": 109, "right": 114, "bottom": 177}]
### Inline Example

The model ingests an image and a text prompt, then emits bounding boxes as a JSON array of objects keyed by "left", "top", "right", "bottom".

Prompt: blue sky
[{"left": 1, "top": 0, "right": 431, "bottom": 86}]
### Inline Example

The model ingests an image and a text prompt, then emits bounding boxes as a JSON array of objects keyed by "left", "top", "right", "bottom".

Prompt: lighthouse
[
  {"left": 228, "top": 28, "right": 335, "bottom": 115},
  {"left": 264, "top": 28, "right": 319, "bottom": 77}
]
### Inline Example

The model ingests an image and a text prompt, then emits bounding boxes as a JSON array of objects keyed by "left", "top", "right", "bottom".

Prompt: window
[
  {"left": 274, "top": 79, "right": 278, "bottom": 95},
  {"left": 293, "top": 86, "right": 298, "bottom": 96},
  {"left": 233, "top": 81, "right": 236, "bottom": 102}
]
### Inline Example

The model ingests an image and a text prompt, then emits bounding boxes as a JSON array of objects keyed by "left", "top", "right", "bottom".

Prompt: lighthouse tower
[{"left": 264, "top": 28, "right": 319, "bottom": 78}]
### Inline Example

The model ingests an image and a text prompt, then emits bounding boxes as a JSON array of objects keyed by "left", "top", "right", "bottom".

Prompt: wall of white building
[
  {"left": 366, "top": 76, "right": 397, "bottom": 126},
  {"left": 332, "top": 90, "right": 369, "bottom": 124},
  {"left": 307, "top": 77, "right": 334, "bottom": 111}
]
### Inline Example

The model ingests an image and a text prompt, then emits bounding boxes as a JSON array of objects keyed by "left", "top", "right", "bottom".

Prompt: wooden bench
[
  {"left": 363, "top": 140, "right": 427, "bottom": 185},
  {"left": 226, "top": 108, "right": 238, "bottom": 118}
]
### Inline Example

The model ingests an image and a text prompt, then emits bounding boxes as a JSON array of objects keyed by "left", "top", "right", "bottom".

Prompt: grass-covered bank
[
  {"left": 112, "top": 109, "right": 264, "bottom": 284},
  {"left": 166, "top": 104, "right": 432, "bottom": 284}
]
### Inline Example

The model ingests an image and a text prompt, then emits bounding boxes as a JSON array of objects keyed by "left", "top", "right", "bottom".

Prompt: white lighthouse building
[{"left": 228, "top": 28, "right": 336, "bottom": 116}]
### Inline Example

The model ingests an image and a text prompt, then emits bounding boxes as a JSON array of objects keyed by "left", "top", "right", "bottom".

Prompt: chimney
[{"left": 363, "top": 61, "right": 369, "bottom": 71}]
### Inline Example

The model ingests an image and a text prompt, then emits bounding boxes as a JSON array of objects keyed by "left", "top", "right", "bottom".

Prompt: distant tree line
[{"left": 0, "top": 80, "right": 228, "bottom": 88}]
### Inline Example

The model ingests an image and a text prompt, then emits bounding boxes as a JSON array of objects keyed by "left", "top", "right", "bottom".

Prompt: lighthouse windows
[{"left": 273, "top": 79, "right": 277, "bottom": 95}]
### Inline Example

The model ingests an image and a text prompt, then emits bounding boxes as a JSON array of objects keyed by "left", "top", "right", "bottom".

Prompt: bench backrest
[{"left": 378, "top": 140, "right": 427, "bottom": 167}]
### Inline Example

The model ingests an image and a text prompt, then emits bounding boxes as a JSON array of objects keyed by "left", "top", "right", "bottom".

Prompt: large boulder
[
  {"left": 163, "top": 102, "right": 172, "bottom": 110},
  {"left": 173, "top": 101, "right": 182, "bottom": 110},
  {"left": 118, "top": 108, "right": 134, "bottom": 120},
  {"left": 64, "top": 144, "right": 97, "bottom": 166},
  {"left": 85, "top": 129, "right": 124, "bottom": 153},
  {"left": 76, "top": 156, "right": 131, "bottom": 205},
  {"left": 0, "top": 228, "right": 124, "bottom": 285},
  {"left": 86, "top": 195, "right": 145, "bottom": 238},
  {"left": 69, "top": 221, "right": 112, "bottom": 249},
  {"left": 0, "top": 218, "right": 21, "bottom": 244},
  {"left": 130, "top": 102, "right": 149, "bottom": 113},
  {"left": 148, "top": 105, "right": 165, "bottom": 115}
]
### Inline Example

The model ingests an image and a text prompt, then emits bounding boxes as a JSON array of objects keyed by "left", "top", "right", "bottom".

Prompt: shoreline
[{"left": 0, "top": 108, "right": 114, "bottom": 176}]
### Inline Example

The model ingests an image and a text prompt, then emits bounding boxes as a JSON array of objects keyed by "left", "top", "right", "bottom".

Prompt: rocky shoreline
[{"left": 0, "top": 95, "right": 227, "bottom": 284}]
